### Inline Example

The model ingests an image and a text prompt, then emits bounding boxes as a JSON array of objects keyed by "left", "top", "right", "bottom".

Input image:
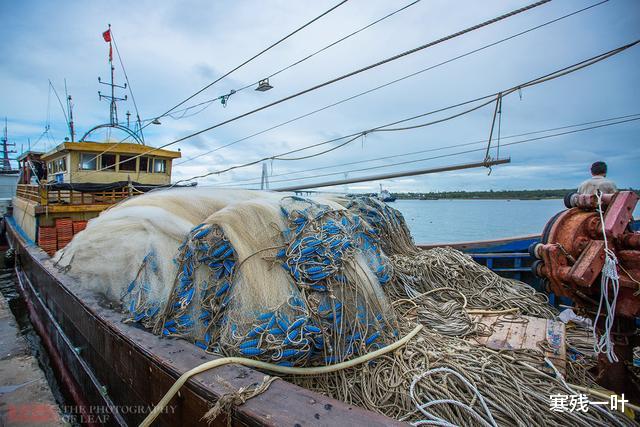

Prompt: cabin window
[
  {"left": 47, "top": 162, "right": 53, "bottom": 174},
  {"left": 119, "top": 155, "right": 137, "bottom": 172},
  {"left": 139, "top": 157, "right": 149, "bottom": 173},
  {"left": 101, "top": 154, "right": 116, "bottom": 171},
  {"left": 58, "top": 157, "right": 66, "bottom": 172},
  {"left": 153, "top": 158, "right": 166, "bottom": 174},
  {"left": 80, "top": 153, "right": 97, "bottom": 170}
]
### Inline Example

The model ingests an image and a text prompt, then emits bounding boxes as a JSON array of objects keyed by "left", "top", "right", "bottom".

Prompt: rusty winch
[{"left": 531, "top": 190, "right": 640, "bottom": 396}]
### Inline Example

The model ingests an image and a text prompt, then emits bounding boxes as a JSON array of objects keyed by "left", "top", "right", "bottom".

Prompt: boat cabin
[
  {"left": 12, "top": 141, "right": 181, "bottom": 248},
  {"left": 16, "top": 150, "right": 45, "bottom": 185},
  {"left": 42, "top": 141, "right": 179, "bottom": 185}
]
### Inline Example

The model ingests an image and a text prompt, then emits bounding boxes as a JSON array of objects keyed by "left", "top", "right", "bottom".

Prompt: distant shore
[{"left": 391, "top": 188, "right": 638, "bottom": 201}]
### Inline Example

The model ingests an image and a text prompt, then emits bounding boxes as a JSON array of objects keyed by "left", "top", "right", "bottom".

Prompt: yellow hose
[{"left": 140, "top": 324, "right": 423, "bottom": 427}]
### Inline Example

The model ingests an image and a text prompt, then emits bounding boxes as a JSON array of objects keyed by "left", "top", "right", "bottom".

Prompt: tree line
[{"left": 391, "top": 188, "right": 639, "bottom": 200}]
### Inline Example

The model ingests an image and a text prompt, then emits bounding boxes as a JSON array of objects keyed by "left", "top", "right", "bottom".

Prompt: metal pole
[{"left": 272, "top": 158, "right": 510, "bottom": 192}]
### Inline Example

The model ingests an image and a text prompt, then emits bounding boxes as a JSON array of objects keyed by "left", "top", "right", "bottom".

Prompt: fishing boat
[
  {"left": 1, "top": 123, "right": 403, "bottom": 426},
  {"left": 1, "top": 36, "right": 404, "bottom": 425},
  {"left": 3, "top": 30, "right": 639, "bottom": 427},
  {"left": 0, "top": 119, "right": 20, "bottom": 214},
  {"left": 377, "top": 184, "right": 396, "bottom": 202},
  {"left": 5, "top": 180, "right": 639, "bottom": 425}
]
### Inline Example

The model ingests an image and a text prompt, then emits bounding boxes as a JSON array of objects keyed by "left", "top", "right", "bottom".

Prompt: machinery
[{"left": 531, "top": 190, "right": 640, "bottom": 397}]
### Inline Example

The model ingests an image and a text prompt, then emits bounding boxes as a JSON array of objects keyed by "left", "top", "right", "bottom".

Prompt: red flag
[{"left": 102, "top": 29, "right": 111, "bottom": 42}]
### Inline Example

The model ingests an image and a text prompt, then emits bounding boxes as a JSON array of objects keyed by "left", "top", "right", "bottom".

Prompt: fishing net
[
  {"left": 55, "top": 189, "right": 398, "bottom": 367},
  {"left": 53, "top": 188, "right": 630, "bottom": 425}
]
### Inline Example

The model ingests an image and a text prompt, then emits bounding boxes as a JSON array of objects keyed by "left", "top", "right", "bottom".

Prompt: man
[{"left": 577, "top": 161, "right": 617, "bottom": 195}]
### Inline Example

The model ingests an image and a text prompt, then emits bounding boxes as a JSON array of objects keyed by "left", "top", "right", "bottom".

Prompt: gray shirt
[{"left": 577, "top": 175, "right": 617, "bottom": 195}]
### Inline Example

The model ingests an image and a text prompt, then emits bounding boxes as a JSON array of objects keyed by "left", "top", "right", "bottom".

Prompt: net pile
[
  {"left": 53, "top": 188, "right": 631, "bottom": 425},
  {"left": 56, "top": 188, "right": 398, "bottom": 367}
]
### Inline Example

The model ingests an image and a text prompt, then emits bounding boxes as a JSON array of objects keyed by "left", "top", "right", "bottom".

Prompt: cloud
[{"left": 1, "top": 0, "right": 638, "bottom": 190}]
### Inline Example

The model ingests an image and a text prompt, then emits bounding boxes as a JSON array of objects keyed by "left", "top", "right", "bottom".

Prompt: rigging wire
[
  {"left": 80, "top": 0, "right": 553, "bottom": 177},
  {"left": 151, "top": 0, "right": 423, "bottom": 122},
  {"left": 170, "top": 41, "right": 639, "bottom": 185},
  {"left": 111, "top": 30, "right": 143, "bottom": 139},
  {"left": 48, "top": 80, "right": 69, "bottom": 134},
  {"left": 175, "top": 0, "right": 609, "bottom": 166},
  {"left": 211, "top": 113, "right": 640, "bottom": 186},
  {"left": 86, "top": 0, "right": 351, "bottom": 160},
  {"left": 204, "top": 117, "right": 640, "bottom": 189}
]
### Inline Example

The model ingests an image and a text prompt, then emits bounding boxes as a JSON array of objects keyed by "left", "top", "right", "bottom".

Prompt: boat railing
[
  {"left": 16, "top": 183, "right": 142, "bottom": 206},
  {"left": 16, "top": 184, "right": 42, "bottom": 203}
]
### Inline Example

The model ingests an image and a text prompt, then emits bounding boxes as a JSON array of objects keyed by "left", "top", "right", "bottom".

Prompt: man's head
[{"left": 591, "top": 161, "right": 607, "bottom": 177}]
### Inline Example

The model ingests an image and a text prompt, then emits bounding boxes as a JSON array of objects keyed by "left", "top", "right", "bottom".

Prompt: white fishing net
[{"left": 53, "top": 188, "right": 398, "bottom": 366}]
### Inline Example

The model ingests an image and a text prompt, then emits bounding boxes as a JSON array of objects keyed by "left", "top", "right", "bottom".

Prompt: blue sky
[{"left": 1, "top": 0, "right": 638, "bottom": 192}]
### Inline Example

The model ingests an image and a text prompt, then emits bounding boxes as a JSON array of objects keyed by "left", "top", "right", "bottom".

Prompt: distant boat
[
  {"left": 0, "top": 119, "right": 20, "bottom": 213},
  {"left": 378, "top": 184, "right": 396, "bottom": 202}
]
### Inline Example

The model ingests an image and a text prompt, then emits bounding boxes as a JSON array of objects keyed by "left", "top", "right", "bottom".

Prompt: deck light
[{"left": 255, "top": 78, "right": 273, "bottom": 92}]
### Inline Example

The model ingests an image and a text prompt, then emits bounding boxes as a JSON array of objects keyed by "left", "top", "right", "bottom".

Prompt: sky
[{"left": 1, "top": 0, "right": 639, "bottom": 193}]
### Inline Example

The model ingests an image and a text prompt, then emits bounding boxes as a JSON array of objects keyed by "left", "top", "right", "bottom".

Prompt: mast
[
  {"left": 98, "top": 24, "right": 127, "bottom": 127},
  {"left": 65, "top": 79, "right": 75, "bottom": 142},
  {"left": 1, "top": 118, "right": 16, "bottom": 171}
]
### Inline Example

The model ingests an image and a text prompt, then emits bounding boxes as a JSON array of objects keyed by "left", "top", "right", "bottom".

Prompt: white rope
[
  {"left": 545, "top": 357, "right": 626, "bottom": 427},
  {"left": 409, "top": 367, "right": 498, "bottom": 427},
  {"left": 592, "top": 190, "right": 620, "bottom": 363}
]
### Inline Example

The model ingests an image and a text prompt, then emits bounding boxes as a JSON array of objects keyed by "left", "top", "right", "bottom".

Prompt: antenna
[
  {"left": 98, "top": 24, "right": 127, "bottom": 126},
  {"left": 1, "top": 118, "right": 17, "bottom": 171},
  {"left": 65, "top": 79, "right": 75, "bottom": 142}
]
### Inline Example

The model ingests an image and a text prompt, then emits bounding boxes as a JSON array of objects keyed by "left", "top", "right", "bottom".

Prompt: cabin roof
[
  {"left": 41, "top": 141, "right": 181, "bottom": 161},
  {"left": 17, "top": 150, "right": 45, "bottom": 162}
]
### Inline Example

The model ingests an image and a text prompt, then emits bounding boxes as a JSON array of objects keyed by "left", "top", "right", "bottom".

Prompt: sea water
[{"left": 393, "top": 199, "right": 577, "bottom": 244}]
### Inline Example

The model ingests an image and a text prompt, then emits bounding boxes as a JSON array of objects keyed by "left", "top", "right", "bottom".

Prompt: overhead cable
[
  {"left": 84, "top": 0, "right": 350, "bottom": 164},
  {"left": 212, "top": 113, "right": 640, "bottom": 186},
  {"left": 175, "top": 0, "right": 608, "bottom": 166},
  {"left": 172, "top": 41, "right": 639, "bottom": 185},
  {"left": 155, "top": 0, "right": 423, "bottom": 121},
  {"left": 210, "top": 116, "right": 640, "bottom": 189},
  {"left": 83, "top": 0, "right": 553, "bottom": 176}
]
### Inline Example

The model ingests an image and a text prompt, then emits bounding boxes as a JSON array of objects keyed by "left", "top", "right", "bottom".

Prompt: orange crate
[
  {"left": 38, "top": 226, "right": 58, "bottom": 255},
  {"left": 73, "top": 220, "right": 88, "bottom": 234}
]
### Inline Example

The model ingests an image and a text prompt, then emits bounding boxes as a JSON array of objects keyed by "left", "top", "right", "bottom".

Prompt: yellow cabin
[
  {"left": 42, "top": 141, "right": 180, "bottom": 185},
  {"left": 13, "top": 141, "right": 181, "bottom": 243}
]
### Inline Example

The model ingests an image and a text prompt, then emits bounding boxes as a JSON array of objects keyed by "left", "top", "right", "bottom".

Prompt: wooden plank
[
  {"left": 469, "top": 314, "right": 566, "bottom": 375},
  {"left": 34, "top": 204, "right": 113, "bottom": 214}
]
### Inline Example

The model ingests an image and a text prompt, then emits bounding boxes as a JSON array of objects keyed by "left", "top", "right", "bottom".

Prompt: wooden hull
[{"left": 4, "top": 217, "right": 401, "bottom": 426}]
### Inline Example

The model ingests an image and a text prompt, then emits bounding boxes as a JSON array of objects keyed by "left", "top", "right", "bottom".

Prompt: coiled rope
[
  {"left": 593, "top": 190, "right": 620, "bottom": 362},
  {"left": 410, "top": 367, "right": 498, "bottom": 427}
]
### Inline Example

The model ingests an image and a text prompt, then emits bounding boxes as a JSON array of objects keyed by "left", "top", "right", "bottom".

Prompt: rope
[
  {"left": 138, "top": 324, "right": 423, "bottom": 427},
  {"left": 208, "top": 117, "right": 640, "bottom": 188},
  {"left": 592, "top": 190, "right": 620, "bottom": 362},
  {"left": 201, "top": 375, "right": 278, "bottom": 426},
  {"left": 211, "top": 113, "right": 640, "bottom": 187},
  {"left": 410, "top": 367, "right": 498, "bottom": 427}
]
